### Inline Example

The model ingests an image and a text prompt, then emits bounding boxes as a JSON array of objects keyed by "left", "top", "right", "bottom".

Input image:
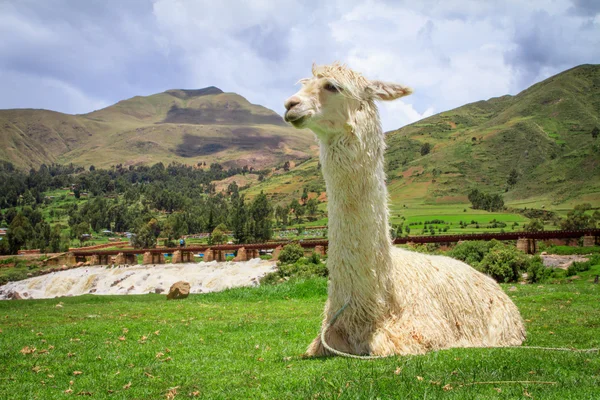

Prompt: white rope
[{"left": 319, "top": 301, "right": 600, "bottom": 359}]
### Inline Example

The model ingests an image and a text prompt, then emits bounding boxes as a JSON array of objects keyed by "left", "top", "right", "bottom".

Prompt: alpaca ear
[{"left": 368, "top": 80, "right": 413, "bottom": 101}]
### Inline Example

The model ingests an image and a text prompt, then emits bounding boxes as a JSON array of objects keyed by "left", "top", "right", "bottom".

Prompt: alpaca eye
[{"left": 324, "top": 83, "right": 339, "bottom": 93}]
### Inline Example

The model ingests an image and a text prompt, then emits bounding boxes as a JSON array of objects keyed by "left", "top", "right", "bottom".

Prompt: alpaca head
[{"left": 284, "top": 62, "right": 412, "bottom": 139}]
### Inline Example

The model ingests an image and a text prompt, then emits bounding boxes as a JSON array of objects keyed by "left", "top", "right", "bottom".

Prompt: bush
[
  {"left": 449, "top": 240, "right": 497, "bottom": 266},
  {"left": 260, "top": 256, "right": 328, "bottom": 285},
  {"left": 277, "top": 244, "right": 304, "bottom": 264},
  {"left": 544, "top": 245, "right": 600, "bottom": 255},
  {"left": 449, "top": 240, "right": 536, "bottom": 283},
  {"left": 477, "top": 243, "right": 528, "bottom": 283},
  {"left": 527, "top": 256, "right": 551, "bottom": 283},
  {"left": 566, "top": 255, "right": 599, "bottom": 277}
]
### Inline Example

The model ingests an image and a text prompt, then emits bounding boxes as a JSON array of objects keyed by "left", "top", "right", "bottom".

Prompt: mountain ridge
[{"left": 0, "top": 87, "right": 315, "bottom": 170}]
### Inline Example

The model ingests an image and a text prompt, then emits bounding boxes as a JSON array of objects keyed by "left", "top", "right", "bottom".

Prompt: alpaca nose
[{"left": 284, "top": 96, "right": 301, "bottom": 111}]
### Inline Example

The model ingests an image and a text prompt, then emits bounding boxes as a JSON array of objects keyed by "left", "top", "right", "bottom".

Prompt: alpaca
[{"left": 283, "top": 63, "right": 526, "bottom": 357}]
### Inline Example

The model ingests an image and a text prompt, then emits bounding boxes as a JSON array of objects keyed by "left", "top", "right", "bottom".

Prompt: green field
[{"left": 1, "top": 274, "right": 599, "bottom": 399}]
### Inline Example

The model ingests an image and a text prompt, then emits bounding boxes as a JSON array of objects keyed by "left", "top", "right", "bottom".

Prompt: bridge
[{"left": 46, "top": 229, "right": 599, "bottom": 267}]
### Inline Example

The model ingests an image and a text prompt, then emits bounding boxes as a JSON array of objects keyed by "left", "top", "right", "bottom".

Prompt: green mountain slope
[
  {"left": 384, "top": 64, "right": 600, "bottom": 207},
  {"left": 0, "top": 87, "right": 316, "bottom": 170},
  {"left": 244, "top": 64, "right": 599, "bottom": 209}
]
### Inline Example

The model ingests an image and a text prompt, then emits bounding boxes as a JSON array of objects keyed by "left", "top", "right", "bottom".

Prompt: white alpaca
[{"left": 284, "top": 63, "right": 526, "bottom": 356}]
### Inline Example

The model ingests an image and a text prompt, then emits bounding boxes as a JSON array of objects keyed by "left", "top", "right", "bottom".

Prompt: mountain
[
  {"left": 383, "top": 64, "right": 600, "bottom": 207},
  {"left": 247, "top": 64, "right": 600, "bottom": 207},
  {"left": 0, "top": 87, "right": 317, "bottom": 170}
]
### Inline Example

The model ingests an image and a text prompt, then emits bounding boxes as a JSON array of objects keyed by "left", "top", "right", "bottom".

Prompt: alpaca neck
[{"left": 318, "top": 113, "right": 393, "bottom": 309}]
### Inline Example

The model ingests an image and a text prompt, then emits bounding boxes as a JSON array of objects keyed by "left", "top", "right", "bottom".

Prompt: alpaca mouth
[{"left": 285, "top": 113, "right": 310, "bottom": 128}]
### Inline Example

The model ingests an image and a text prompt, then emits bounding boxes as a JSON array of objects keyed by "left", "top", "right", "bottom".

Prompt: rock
[
  {"left": 84, "top": 261, "right": 91, "bottom": 266},
  {"left": 27, "top": 273, "right": 33, "bottom": 277},
  {"left": 76, "top": 261, "right": 84, "bottom": 267},
  {"left": 508, "top": 286, "right": 517, "bottom": 292},
  {"left": 166, "top": 281, "right": 190, "bottom": 300},
  {"left": 61, "top": 265, "right": 68, "bottom": 271},
  {"left": 155, "top": 288, "right": 164, "bottom": 294},
  {"left": 10, "top": 292, "right": 23, "bottom": 300}
]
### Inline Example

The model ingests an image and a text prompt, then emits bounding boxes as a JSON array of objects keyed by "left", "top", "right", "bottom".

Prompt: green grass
[
  {"left": 1, "top": 278, "right": 599, "bottom": 399},
  {"left": 543, "top": 246, "right": 600, "bottom": 255},
  {"left": 0, "top": 256, "right": 47, "bottom": 286}
]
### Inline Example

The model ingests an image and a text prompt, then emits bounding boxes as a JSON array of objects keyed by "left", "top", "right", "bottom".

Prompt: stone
[
  {"left": 234, "top": 247, "right": 247, "bottom": 262},
  {"left": 172, "top": 250, "right": 182, "bottom": 263},
  {"left": 10, "top": 292, "right": 23, "bottom": 300},
  {"left": 155, "top": 288, "right": 165, "bottom": 294},
  {"left": 508, "top": 286, "right": 517, "bottom": 292},
  {"left": 204, "top": 249, "right": 214, "bottom": 262},
  {"left": 583, "top": 235, "right": 596, "bottom": 247},
  {"left": 166, "top": 281, "right": 191, "bottom": 300},
  {"left": 314, "top": 245, "right": 325, "bottom": 256},
  {"left": 76, "top": 261, "right": 84, "bottom": 267}
]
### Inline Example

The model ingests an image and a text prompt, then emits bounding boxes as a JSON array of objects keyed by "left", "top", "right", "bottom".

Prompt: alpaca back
[{"left": 386, "top": 247, "right": 526, "bottom": 351}]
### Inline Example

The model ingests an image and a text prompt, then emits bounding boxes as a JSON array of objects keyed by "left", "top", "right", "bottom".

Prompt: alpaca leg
[{"left": 305, "top": 327, "right": 353, "bottom": 357}]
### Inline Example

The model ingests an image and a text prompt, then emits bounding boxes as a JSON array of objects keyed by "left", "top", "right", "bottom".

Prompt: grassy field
[{"left": 1, "top": 275, "right": 599, "bottom": 399}]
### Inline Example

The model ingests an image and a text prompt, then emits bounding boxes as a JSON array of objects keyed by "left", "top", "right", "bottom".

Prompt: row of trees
[{"left": 467, "top": 189, "right": 505, "bottom": 212}]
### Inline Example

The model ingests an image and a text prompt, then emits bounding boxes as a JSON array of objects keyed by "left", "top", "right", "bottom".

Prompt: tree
[
  {"left": 468, "top": 188, "right": 504, "bottom": 212},
  {"left": 306, "top": 198, "right": 319, "bottom": 219},
  {"left": 71, "top": 221, "right": 91, "bottom": 245},
  {"left": 250, "top": 192, "right": 273, "bottom": 242},
  {"left": 278, "top": 244, "right": 304, "bottom": 264},
  {"left": 507, "top": 169, "right": 519, "bottom": 187},
  {"left": 49, "top": 225, "right": 63, "bottom": 253},
  {"left": 420, "top": 142, "right": 431, "bottom": 156},
  {"left": 301, "top": 188, "right": 309, "bottom": 205},
  {"left": 227, "top": 181, "right": 239, "bottom": 196},
  {"left": 32, "top": 221, "right": 51, "bottom": 252},
  {"left": 131, "top": 219, "right": 160, "bottom": 249},
  {"left": 561, "top": 204, "right": 595, "bottom": 230},
  {"left": 231, "top": 195, "right": 249, "bottom": 244},
  {"left": 210, "top": 223, "right": 228, "bottom": 245},
  {"left": 523, "top": 218, "right": 544, "bottom": 232},
  {"left": 7, "top": 212, "right": 33, "bottom": 254},
  {"left": 290, "top": 199, "right": 303, "bottom": 223}
]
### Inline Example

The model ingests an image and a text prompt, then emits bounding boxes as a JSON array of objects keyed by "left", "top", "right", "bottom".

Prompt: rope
[{"left": 319, "top": 301, "right": 600, "bottom": 359}]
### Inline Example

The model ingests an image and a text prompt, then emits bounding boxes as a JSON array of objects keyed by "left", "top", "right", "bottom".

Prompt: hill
[
  {"left": 384, "top": 64, "right": 600, "bottom": 207},
  {"left": 0, "top": 87, "right": 317, "bottom": 170},
  {"left": 247, "top": 64, "right": 599, "bottom": 209}
]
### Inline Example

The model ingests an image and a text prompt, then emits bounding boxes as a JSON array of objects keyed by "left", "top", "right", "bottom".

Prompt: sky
[{"left": 0, "top": 0, "right": 599, "bottom": 132}]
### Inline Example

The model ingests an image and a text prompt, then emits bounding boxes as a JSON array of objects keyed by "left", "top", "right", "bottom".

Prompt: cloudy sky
[{"left": 1, "top": 0, "right": 599, "bottom": 131}]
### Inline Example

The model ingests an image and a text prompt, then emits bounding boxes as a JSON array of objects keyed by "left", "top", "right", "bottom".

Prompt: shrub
[
  {"left": 260, "top": 256, "right": 328, "bottom": 285},
  {"left": 449, "top": 240, "right": 497, "bottom": 266},
  {"left": 277, "top": 244, "right": 304, "bottom": 264},
  {"left": 544, "top": 245, "right": 600, "bottom": 255},
  {"left": 477, "top": 243, "right": 528, "bottom": 283},
  {"left": 309, "top": 252, "right": 321, "bottom": 264},
  {"left": 527, "top": 256, "right": 551, "bottom": 283},
  {"left": 566, "top": 255, "right": 599, "bottom": 277}
]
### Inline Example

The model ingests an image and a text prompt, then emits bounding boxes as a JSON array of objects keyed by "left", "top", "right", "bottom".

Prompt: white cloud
[{"left": 0, "top": 0, "right": 598, "bottom": 133}]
